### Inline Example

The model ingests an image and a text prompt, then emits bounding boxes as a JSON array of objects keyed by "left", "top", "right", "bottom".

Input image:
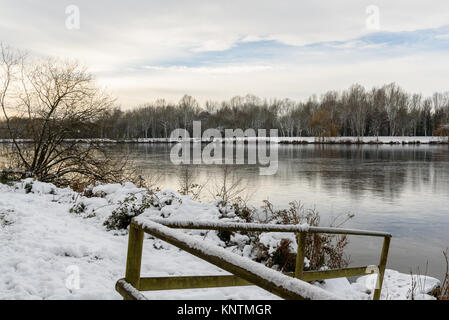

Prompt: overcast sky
[{"left": 1, "top": 0, "right": 449, "bottom": 108}]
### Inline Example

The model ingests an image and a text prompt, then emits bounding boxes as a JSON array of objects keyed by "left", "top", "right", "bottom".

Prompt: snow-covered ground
[{"left": 0, "top": 180, "right": 440, "bottom": 300}]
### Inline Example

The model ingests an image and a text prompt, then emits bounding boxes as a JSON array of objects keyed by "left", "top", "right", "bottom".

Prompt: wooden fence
[{"left": 116, "top": 218, "right": 391, "bottom": 300}]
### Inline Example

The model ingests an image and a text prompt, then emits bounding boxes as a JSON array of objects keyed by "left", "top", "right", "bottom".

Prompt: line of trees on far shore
[{"left": 2, "top": 83, "right": 449, "bottom": 140}]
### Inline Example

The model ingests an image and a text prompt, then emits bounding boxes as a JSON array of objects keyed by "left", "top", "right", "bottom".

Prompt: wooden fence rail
[{"left": 116, "top": 218, "right": 391, "bottom": 300}]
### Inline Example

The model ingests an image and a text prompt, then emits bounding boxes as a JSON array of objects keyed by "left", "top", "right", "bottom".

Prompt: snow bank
[
  {"left": 355, "top": 269, "right": 440, "bottom": 300},
  {"left": 2, "top": 136, "right": 447, "bottom": 145},
  {"left": 0, "top": 180, "right": 277, "bottom": 299},
  {"left": 0, "top": 180, "right": 441, "bottom": 300},
  {"left": 276, "top": 136, "right": 448, "bottom": 144}
]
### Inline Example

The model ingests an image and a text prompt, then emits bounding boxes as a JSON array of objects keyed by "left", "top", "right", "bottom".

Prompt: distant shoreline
[{"left": 0, "top": 136, "right": 448, "bottom": 145}]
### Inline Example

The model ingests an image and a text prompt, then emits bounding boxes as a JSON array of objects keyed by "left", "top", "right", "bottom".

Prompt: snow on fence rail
[
  {"left": 115, "top": 218, "right": 391, "bottom": 300},
  {"left": 147, "top": 217, "right": 391, "bottom": 237}
]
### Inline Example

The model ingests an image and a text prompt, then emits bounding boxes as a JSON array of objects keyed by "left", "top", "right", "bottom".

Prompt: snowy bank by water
[
  {"left": 0, "top": 180, "right": 440, "bottom": 300},
  {"left": 1, "top": 136, "right": 448, "bottom": 145},
  {"left": 276, "top": 136, "right": 449, "bottom": 144}
]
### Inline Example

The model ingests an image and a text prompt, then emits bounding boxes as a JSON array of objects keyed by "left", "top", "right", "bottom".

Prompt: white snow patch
[
  {"left": 355, "top": 269, "right": 440, "bottom": 300},
  {"left": 0, "top": 180, "right": 441, "bottom": 300}
]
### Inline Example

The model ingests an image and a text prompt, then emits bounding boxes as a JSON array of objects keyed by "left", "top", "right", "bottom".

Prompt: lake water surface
[{"left": 111, "top": 143, "right": 449, "bottom": 279}]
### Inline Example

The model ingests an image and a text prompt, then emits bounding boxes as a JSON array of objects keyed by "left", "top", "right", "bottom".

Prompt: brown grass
[{"left": 437, "top": 248, "right": 449, "bottom": 300}]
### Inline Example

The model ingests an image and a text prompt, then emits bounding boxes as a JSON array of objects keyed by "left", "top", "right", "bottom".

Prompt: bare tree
[
  {"left": 4, "top": 64, "right": 449, "bottom": 142},
  {"left": 0, "top": 44, "right": 128, "bottom": 187},
  {"left": 346, "top": 84, "right": 368, "bottom": 137}
]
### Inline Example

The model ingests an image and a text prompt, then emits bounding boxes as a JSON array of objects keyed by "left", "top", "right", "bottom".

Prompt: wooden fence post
[
  {"left": 373, "top": 236, "right": 391, "bottom": 300},
  {"left": 295, "top": 232, "right": 306, "bottom": 279},
  {"left": 125, "top": 224, "right": 144, "bottom": 295}
]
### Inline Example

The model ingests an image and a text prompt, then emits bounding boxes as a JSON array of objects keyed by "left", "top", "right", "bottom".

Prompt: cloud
[
  {"left": 0, "top": 0, "right": 449, "bottom": 106},
  {"left": 143, "top": 65, "right": 274, "bottom": 74},
  {"left": 97, "top": 52, "right": 449, "bottom": 107},
  {"left": 435, "top": 34, "right": 449, "bottom": 39}
]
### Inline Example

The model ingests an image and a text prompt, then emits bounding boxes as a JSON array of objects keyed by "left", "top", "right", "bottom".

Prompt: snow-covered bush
[
  {"left": 255, "top": 200, "right": 353, "bottom": 271},
  {"left": 24, "top": 181, "right": 33, "bottom": 194},
  {"left": 103, "top": 193, "right": 156, "bottom": 230},
  {"left": 70, "top": 202, "right": 87, "bottom": 214},
  {"left": 213, "top": 198, "right": 256, "bottom": 245},
  {"left": 69, "top": 201, "right": 96, "bottom": 219},
  {"left": 218, "top": 200, "right": 353, "bottom": 273},
  {"left": 82, "top": 184, "right": 106, "bottom": 198},
  {"left": 0, "top": 209, "right": 15, "bottom": 227},
  {"left": 0, "top": 170, "right": 22, "bottom": 184},
  {"left": 14, "top": 179, "right": 60, "bottom": 196}
]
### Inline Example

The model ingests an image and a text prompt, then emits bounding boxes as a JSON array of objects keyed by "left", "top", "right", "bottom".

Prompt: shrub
[
  {"left": 231, "top": 200, "right": 255, "bottom": 223},
  {"left": 69, "top": 201, "right": 96, "bottom": 219},
  {"left": 215, "top": 198, "right": 256, "bottom": 245},
  {"left": 0, "top": 170, "right": 21, "bottom": 184},
  {"left": 0, "top": 209, "right": 14, "bottom": 227},
  {"left": 269, "top": 239, "right": 297, "bottom": 272},
  {"left": 103, "top": 193, "right": 155, "bottom": 230},
  {"left": 0, "top": 172, "right": 8, "bottom": 185},
  {"left": 254, "top": 200, "right": 353, "bottom": 272},
  {"left": 70, "top": 202, "right": 87, "bottom": 214},
  {"left": 24, "top": 181, "right": 33, "bottom": 194},
  {"left": 214, "top": 198, "right": 353, "bottom": 272},
  {"left": 81, "top": 187, "right": 96, "bottom": 198}
]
